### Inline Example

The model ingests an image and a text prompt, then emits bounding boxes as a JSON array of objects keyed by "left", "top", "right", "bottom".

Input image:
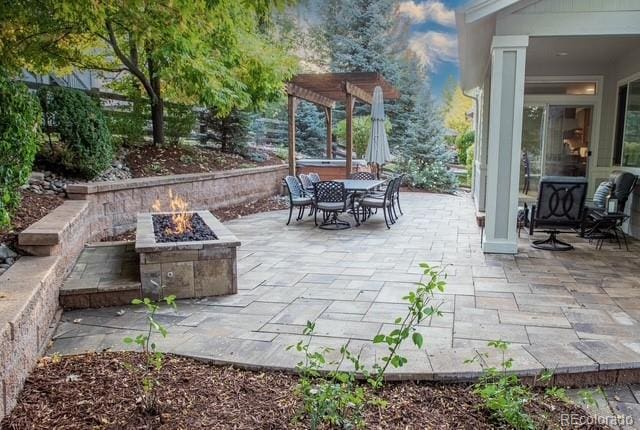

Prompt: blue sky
[{"left": 397, "top": 0, "right": 467, "bottom": 97}]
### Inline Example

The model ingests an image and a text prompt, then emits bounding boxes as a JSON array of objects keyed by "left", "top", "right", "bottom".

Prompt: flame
[
  {"left": 168, "top": 190, "right": 190, "bottom": 235},
  {"left": 151, "top": 190, "right": 191, "bottom": 236}
]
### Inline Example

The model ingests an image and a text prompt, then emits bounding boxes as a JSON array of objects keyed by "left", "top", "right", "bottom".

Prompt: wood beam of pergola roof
[{"left": 285, "top": 72, "right": 400, "bottom": 177}]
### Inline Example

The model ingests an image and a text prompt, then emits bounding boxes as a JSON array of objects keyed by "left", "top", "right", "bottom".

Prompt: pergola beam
[
  {"left": 286, "top": 83, "right": 336, "bottom": 109},
  {"left": 344, "top": 81, "right": 373, "bottom": 105}
]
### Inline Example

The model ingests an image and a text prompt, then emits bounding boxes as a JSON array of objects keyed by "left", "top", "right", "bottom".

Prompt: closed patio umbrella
[{"left": 365, "top": 86, "right": 392, "bottom": 177}]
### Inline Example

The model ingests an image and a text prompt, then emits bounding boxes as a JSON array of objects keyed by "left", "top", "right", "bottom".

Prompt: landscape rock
[{"left": 0, "top": 244, "right": 18, "bottom": 259}]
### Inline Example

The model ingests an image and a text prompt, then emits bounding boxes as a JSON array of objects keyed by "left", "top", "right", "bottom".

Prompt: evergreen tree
[
  {"left": 203, "top": 109, "right": 251, "bottom": 154},
  {"left": 295, "top": 101, "right": 327, "bottom": 157}
]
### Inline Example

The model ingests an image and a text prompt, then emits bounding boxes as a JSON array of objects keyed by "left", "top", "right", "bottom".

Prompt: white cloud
[
  {"left": 408, "top": 31, "right": 458, "bottom": 70},
  {"left": 397, "top": 1, "right": 456, "bottom": 27}
]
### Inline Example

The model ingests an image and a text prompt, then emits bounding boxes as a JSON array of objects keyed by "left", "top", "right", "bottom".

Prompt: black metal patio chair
[
  {"left": 284, "top": 175, "right": 313, "bottom": 225},
  {"left": 313, "top": 181, "right": 353, "bottom": 230},
  {"left": 359, "top": 177, "right": 398, "bottom": 229},
  {"left": 308, "top": 172, "right": 321, "bottom": 184},
  {"left": 349, "top": 172, "right": 376, "bottom": 180},
  {"left": 298, "top": 173, "right": 315, "bottom": 196},
  {"left": 528, "top": 176, "right": 588, "bottom": 251}
]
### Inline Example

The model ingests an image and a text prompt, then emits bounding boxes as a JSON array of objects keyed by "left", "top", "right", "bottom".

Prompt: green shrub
[
  {"left": 203, "top": 108, "right": 250, "bottom": 154},
  {"left": 0, "top": 72, "right": 42, "bottom": 226},
  {"left": 455, "top": 130, "right": 474, "bottom": 165},
  {"left": 274, "top": 146, "right": 289, "bottom": 160},
  {"left": 335, "top": 116, "right": 392, "bottom": 158},
  {"left": 402, "top": 159, "right": 458, "bottom": 193},
  {"left": 105, "top": 98, "right": 148, "bottom": 147},
  {"left": 165, "top": 103, "right": 196, "bottom": 146},
  {"left": 38, "top": 86, "right": 113, "bottom": 179}
]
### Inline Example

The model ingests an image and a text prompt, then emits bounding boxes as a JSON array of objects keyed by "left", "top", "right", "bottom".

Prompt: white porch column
[{"left": 483, "top": 35, "right": 528, "bottom": 254}]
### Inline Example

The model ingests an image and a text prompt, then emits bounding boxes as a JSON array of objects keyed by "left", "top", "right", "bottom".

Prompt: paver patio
[{"left": 50, "top": 192, "right": 640, "bottom": 380}]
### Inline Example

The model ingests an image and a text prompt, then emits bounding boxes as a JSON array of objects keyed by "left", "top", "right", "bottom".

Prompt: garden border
[{"left": 0, "top": 164, "right": 287, "bottom": 420}]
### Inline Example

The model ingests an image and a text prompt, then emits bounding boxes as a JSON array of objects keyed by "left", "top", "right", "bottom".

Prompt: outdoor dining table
[
  {"left": 334, "top": 179, "right": 385, "bottom": 227},
  {"left": 335, "top": 179, "right": 385, "bottom": 192}
]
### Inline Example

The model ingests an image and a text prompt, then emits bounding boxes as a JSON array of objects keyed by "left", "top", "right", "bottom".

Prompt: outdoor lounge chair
[
  {"left": 581, "top": 170, "right": 638, "bottom": 249},
  {"left": 528, "top": 176, "right": 588, "bottom": 251},
  {"left": 284, "top": 175, "right": 313, "bottom": 225},
  {"left": 313, "top": 181, "right": 354, "bottom": 230}
]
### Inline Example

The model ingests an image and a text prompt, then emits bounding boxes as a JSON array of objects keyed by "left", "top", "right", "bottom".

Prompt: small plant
[
  {"left": 123, "top": 294, "right": 176, "bottom": 414},
  {"left": 288, "top": 263, "right": 447, "bottom": 429},
  {"left": 274, "top": 146, "right": 289, "bottom": 160},
  {"left": 288, "top": 322, "right": 368, "bottom": 429},
  {"left": 466, "top": 341, "right": 537, "bottom": 430}
]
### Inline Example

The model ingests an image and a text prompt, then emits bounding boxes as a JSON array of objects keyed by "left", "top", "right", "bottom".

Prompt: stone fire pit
[{"left": 135, "top": 210, "right": 240, "bottom": 299}]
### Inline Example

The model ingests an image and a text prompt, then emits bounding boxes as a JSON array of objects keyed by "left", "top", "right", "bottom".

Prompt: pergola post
[
  {"left": 324, "top": 107, "right": 333, "bottom": 159},
  {"left": 288, "top": 95, "right": 298, "bottom": 176},
  {"left": 345, "top": 93, "right": 354, "bottom": 177}
]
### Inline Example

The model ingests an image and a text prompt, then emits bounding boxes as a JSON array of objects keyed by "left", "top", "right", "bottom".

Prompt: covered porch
[{"left": 457, "top": 0, "right": 640, "bottom": 254}]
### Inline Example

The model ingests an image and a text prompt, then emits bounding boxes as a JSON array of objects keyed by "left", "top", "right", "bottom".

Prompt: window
[
  {"left": 614, "top": 78, "right": 640, "bottom": 168},
  {"left": 525, "top": 81, "right": 597, "bottom": 96}
]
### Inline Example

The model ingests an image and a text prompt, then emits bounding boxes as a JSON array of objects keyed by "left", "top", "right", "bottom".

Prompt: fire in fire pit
[
  {"left": 152, "top": 213, "right": 217, "bottom": 243},
  {"left": 151, "top": 190, "right": 217, "bottom": 243}
]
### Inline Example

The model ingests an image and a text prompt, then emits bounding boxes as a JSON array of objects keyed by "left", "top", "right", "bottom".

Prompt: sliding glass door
[{"left": 520, "top": 104, "right": 592, "bottom": 195}]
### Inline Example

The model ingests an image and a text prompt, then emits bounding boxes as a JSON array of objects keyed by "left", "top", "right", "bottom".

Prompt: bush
[
  {"left": 104, "top": 98, "right": 148, "bottom": 147},
  {"left": 38, "top": 86, "right": 113, "bottom": 179},
  {"left": 0, "top": 73, "right": 41, "bottom": 226},
  {"left": 203, "top": 108, "right": 250, "bottom": 154},
  {"left": 165, "top": 103, "right": 197, "bottom": 146},
  {"left": 335, "top": 116, "right": 392, "bottom": 158},
  {"left": 403, "top": 159, "right": 457, "bottom": 193},
  {"left": 455, "top": 130, "right": 474, "bottom": 165}
]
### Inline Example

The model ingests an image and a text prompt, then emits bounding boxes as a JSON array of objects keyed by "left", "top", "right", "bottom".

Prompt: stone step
[{"left": 60, "top": 242, "right": 142, "bottom": 309}]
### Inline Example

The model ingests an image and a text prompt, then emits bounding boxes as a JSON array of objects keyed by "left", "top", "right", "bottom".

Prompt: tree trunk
[
  {"left": 150, "top": 98, "right": 164, "bottom": 146},
  {"left": 147, "top": 55, "right": 165, "bottom": 146}
]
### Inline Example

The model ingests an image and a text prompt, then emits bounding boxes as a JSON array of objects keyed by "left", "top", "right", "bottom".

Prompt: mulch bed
[
  {"left": 212, "top": 196, "right": 289, "bottom": 222},
  {"left": 125, "top": 145, "right": 284, "bottom": 178},
  {"left": 1, "top": 352, "right": 606, "bottom": 430},
  {"left": 0, "top": 191, "right": 65, "bottom": 250}
]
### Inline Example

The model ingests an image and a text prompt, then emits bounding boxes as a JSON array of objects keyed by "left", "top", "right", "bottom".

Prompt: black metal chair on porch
[
  {"left": 528, "top": 176, "right": 588, "bottom": 251},
  {"left": 313, "top": 181, "right": 353, "bottom": 230},
  {"left": 284, "top": 175, "right": 313, "bottom": 225}
]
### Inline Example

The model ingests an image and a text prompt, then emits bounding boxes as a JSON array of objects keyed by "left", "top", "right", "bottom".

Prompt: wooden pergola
[{"left": 286, "top": 72, "right": 400, "bottom": 177}]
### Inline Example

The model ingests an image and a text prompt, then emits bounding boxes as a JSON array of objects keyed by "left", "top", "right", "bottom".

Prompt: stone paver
[{"left": 49, "top": 192, "right": 640, "bottom": 382}]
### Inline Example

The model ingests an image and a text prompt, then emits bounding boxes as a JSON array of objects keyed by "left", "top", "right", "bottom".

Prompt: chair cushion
[
  {"left": 592, "top": 181, "right": 612, "bottom": 209},
  {"left": 292, "top": 197, "right": 312, "bottom": 205},
  {"left": 316, "top": 202, "right": 345, "bottom": 211},
  {"left": 361, "top": 197, "right": 387, "bottom": 208}
]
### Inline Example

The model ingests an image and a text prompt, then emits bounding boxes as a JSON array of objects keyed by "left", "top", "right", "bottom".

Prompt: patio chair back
[
  {"left": 350, "top": 172, "right": 376, "bottom": 180},
  {"left": 314, "top": 181, "right": 347, "bottom": 207},
  {"left": 609, "top": 170, "right": 638, "bottom": 212},
  {"left": 284, "top": 175, "right": 305, "bottom": 199},
  {"left": 385, "top": 177, "right": 398, "bottom": 201},
  {"left": 534, "top": 176, "right": 588, "bottom": 228},
  {"left": 298, "top": 173, "right": 314, "bottom": 191},
  {"left": 309, "top": 172, "right": 321, "bottom": 183}
]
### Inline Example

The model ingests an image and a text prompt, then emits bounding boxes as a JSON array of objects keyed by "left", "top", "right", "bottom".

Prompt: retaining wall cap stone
[{"left": 66, "top": 165, "right": 288, "bottom": 196}]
